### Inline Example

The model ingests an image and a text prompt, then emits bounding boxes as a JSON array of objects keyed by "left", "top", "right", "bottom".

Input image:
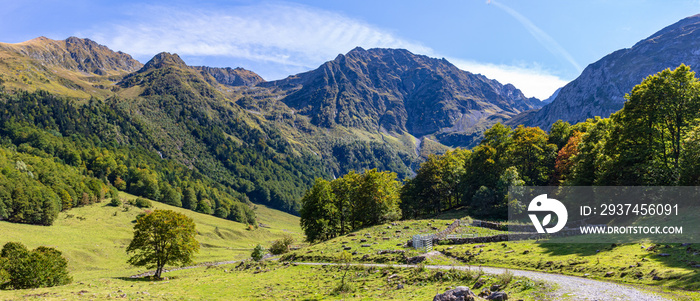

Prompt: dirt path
[
  {"left": 130, "top": 259, "right": 670, "bottom": 300},
  {"left": 293, "top": 262, "right": 670, "bottom": 301}
]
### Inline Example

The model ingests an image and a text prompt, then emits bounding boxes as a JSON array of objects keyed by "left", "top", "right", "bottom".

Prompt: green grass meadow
[{"left": 0, "top": 192, "right": 303, "bottom": 282}]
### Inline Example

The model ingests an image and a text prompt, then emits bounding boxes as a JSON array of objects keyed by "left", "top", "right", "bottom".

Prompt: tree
[
  {"left": 510, "top": 125, "right": 557, "bottom": 186},
  {"left": 182, "top": 187, "right": 197, "bottom": 210},
  {"left": 0, "top": 242, "right": 71, "bottom": 289},
  {"left": 160, "top": 186, "right": 182, "bottom": 207},
  {"left": 400, "top": 149, "right": 470, "bottom": 218},
  {"left": 554, "top": 131, "right": 583, "bottom": 183},
  {"left": 680, "top": 124, "right": 700, "bottom": 184},
  {"left": 548, "top": 120, "right": 573, "bottom": 150},
  {"left": 299, "top": 178, "right": 337, "bottom": 242},
  {"left": 606, "top": 64, "right": 700, "bottom": 185},
  {"left": 351, "top": 169, "right": 401, "bottom": 227},
  {"left": 126, "top": 210, "right": 200, "bottom": 279},
  {"left": 333, "top": 251, "right": 354, "bottom": 294}
]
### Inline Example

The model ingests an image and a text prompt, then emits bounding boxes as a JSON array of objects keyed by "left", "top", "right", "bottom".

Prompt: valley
[{"left": 2, "top": 8, "right": 700, "bottom": 301}]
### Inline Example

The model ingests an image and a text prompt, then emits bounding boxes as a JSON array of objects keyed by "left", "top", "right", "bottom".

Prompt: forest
[
  {"left": 0, "top": 88, "right": 256, "bottom": 225},
  {"left": 299, "top": 65, "right": 700, "bottom": 241}
]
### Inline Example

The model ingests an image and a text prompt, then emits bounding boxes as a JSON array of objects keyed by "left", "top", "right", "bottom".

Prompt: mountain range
[
  {"left": 1, "top": 14, "right": 700, "bottom": 211},
  {"left": 512, "top": 14, "right": 700, "bottom": 128}
]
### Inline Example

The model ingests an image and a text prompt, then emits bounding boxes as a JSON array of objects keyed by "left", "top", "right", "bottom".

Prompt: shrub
[
  {"left": 0, "top": 242, "right": 72, "bottom": 289},
  {"left": 269, "top": 235, "right": 294, "bottom": 255},
  {"left": 132, "top": 198, "right": 152, "bottom": 208},
  {"left": 497, "top": 269, "right": 514, "bottom": 287},
  {"left": 251, "top": 244, "right": 265, "bottom": 261},
  {"left": 108, "top": 198, "right": 122, "bottom": 207}
]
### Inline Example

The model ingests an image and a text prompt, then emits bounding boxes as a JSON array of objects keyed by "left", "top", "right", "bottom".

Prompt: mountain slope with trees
[{"left": 0, "top": 37, "right": 544, "bottom": 217}]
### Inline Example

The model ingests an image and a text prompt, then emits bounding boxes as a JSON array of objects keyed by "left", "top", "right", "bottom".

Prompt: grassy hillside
[{"left": 0, "top": 192, "right": 302, "bottom": 282}]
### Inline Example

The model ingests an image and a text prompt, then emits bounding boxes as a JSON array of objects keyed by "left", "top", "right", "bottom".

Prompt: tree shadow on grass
[
  {"left": 536, "top": 241, "right": 700, "bottom": 291},
  {"left": 113, "top": 276, "right": 165, "bottom": 283}
]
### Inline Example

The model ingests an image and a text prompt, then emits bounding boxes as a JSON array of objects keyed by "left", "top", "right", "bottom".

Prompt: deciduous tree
[{"left": 126, "top": 210, "right": 199, "bottom": 279}]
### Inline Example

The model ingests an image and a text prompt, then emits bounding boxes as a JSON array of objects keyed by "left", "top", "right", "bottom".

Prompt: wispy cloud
[
  {"left": 490, "top": 0, "right": 582, "bottom": 73},
  {"left": 84, "top": 2, "right": 566, "bottom": 99},
  {"left": 86, "top": 3, "right": 431, "bottom": 69}
]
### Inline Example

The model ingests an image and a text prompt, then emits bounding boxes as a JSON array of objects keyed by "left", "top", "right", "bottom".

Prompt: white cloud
[
  {"left": 85, "top": 3, "right": 431, "bottom": 69},
  {"left": 84, "top": 2, "right": 568, "bottom": 99},
  {"left": 450, "top": 59, "right": 568, "bottom": 100}
]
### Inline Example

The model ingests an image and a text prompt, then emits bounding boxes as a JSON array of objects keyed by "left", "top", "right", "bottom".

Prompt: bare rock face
[
  {"left": 262, "top": 47, "right": 542, "bottom": 147},
  {"left": 193, "top": 66, "right": 265, "bottom": 87},
  {"left": 0, "top": 36, "right": 143, "bottom": 75},
  {"left": 433, "top": 286, "right": 476, "bottom": 301},
  {"left": 511, "top": 14, "right": 700, "bottom": 129}
]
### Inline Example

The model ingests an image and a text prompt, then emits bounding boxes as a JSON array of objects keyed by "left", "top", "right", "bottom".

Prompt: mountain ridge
[
  {"left": 262, "top": 47, "right": 541, "bottom": 147},
  {"left": 511, "top": 14, "right": 700, "bottom": 128}
]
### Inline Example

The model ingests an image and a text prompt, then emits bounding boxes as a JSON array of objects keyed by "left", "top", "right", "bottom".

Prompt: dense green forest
[
  {"left": 299, "top": 169, "right": 401, "bottom": 242},
  {"left": 0, "top": 87, "right": 258, "bottom": 225},
  {"left": 300, "top": 65, "right": 700, "bottom": 240}
]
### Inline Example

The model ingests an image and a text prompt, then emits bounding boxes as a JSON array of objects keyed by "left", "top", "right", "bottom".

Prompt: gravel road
[{"left": 293, "top": 262, "right": 671, "bottom": 301}]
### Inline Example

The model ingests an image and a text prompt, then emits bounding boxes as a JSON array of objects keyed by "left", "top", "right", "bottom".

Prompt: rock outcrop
[
  {"left": 263, "top": 47, "right": 542, "bottom": 147},
  {"left": 433, "top": 286, "right": 477, "bottom": 301}
]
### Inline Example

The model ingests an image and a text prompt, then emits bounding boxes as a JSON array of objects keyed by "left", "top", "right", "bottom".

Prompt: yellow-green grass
[
  {"left": 435, "top": 241, "right": 700, "bottom": 297},
  {"left": 0, "top": 261, "right": 553, "bottom": 300},
  {"left": 284, "top": 219, "right": 507, "bottom": 264},
  {"left": 0, "top": 192, "right": 302, "bottom": 283}
]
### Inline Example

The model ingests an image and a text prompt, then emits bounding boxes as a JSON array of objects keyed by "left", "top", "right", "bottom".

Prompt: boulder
[
  {"left": 433, "top": 286, "right": 476, "bottom": 301},
  {"left": 485, "top": 291, "right": 508, "bottom": 300},
  {"left": 407, "top": 255, "right": 426, "bottom": 264},
  {"left": 473, "top": 279, "right": 485, "bottom": 289}
]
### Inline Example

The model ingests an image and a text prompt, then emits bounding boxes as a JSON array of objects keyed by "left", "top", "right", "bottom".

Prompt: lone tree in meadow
[{"left": 126, "top": 210, "right": 200, "bottom": 279}]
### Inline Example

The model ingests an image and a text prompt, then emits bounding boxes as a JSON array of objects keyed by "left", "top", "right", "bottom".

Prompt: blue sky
[{"left": 2, "top": 0, "right": 699, "bottom": 99}]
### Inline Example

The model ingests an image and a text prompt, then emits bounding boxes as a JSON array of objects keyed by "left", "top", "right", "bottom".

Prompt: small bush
[
  {"left": 331, "top": 282, "right": 355, "bottom": 295},
  {"left": 497, "top": 269, "right": 514, "bottom": 287},
  {"left": 269, "top": 235, "right": 294, "bottom": 255},
  {"left": 251, "top": 244, "right": 265, "bottom": 261},
  {"left": 108, "top": 198, "right": 122, "bottom": 207},
  {"left": 132, "top": 198, "right": 152, "bottom": 208}
]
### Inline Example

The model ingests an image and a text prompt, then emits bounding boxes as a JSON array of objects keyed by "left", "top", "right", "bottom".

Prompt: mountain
[
  {"left": 0, "top": 37, "right": 542, "bottom": 214},
  {"left": 512, "top": 14, "right": 700, "bottom": 129},
  {"left": 0, "top": 36, "right": 142, "bottom": 98},
  {"left": 193, "top": 66, "right": 265, "bottom": 87},
  {"left": 541, "top": 87, "right": 561, "bottom": 104},
  {"left": 262, "top": 47, "right": 542, "bottom": 147}
]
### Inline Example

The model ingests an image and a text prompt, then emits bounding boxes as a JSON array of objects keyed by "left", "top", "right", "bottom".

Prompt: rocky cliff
[
  {"left": 512, "top": 14, "right": 700, "bottom": 129},
  {"left": 263, "top": 47, "right": 541, "bottom": 146}
]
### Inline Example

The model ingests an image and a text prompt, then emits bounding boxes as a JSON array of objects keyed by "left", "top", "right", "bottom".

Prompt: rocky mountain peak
[
  {"left": 263, "top": 47, "right": 541, "bottom": 147},
  {"left": 141, "top": 52, "right": 187, "bottom": 71},
  {"left": 193, "top": 66, "right": 265, "bottom": 87},
  {"left": 0, "top": 36, "right": 142, "bottom": 75}
]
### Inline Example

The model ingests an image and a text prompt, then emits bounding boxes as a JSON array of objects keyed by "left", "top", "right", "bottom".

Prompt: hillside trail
[
  {"left": 130, "top": 258, "right": 670, "bottom": 300},
  {"left": 294, "top": 262, "right": 671, "bottom": 301}
]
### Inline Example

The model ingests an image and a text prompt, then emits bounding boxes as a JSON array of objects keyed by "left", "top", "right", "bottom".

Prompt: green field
[
  {"left": 0, "top": 260, "right": 552, "bottom": 300},
  {"left": 0, "top": 192, "right": 303, "bottom": 282},
  {"left": 3, "top": 197, "right": 700, "bottom": 300}
]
